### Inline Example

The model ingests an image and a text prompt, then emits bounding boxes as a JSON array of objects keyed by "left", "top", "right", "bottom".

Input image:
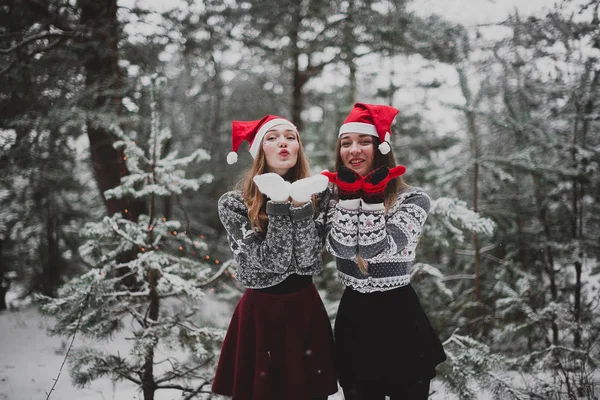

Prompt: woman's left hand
[
  {"left": 362, "top": 165, "right": 406, "bottom": 204},
  {"left": 321, "top": 168, "right": 364, "bottom": 200},
  {"left": 290, "top": 174, "right": 329, "bottom": 203}
]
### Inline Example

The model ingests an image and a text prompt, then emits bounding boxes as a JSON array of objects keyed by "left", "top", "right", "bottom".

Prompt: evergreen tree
[
  {"left": 0, "top": 129, "right": 99, "bottom": 299},
  {"left": 0, "top": 0, "right": 97, "bottom": 298},
  {"left": 485, "top": 4, "right": 600, "bottom": 396},
  {"left": 427, "top": 1, "right": 600, "bottom": 396},
  {"left": 39, "top": 78, "right": 223, "bottom": 400}
]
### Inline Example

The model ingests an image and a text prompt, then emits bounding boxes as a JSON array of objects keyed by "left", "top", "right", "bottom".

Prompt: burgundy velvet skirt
[{"left": 212, "top": 282, "right": 338, "bottom": 399}]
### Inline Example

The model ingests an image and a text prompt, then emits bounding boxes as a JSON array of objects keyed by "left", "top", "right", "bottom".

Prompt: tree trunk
[
  {"left": 79, "top": 0, "right": 146, "bottom": 290},
  {"left": 291, "top": 50, "right": 303, "bottom": 130},
  {"left": 0, "top": 240, "right": 7, "bottom": 311},
  {"left": 289, "top": 4, "right": 304, "bottom": 131},
  {"left": 79, "top": 0, "right": 146, "bottom": 220},
  {"left": 346, "top": 0, "right": 357, "bottom": 106},
  {"left": 573, "top": 260, "right": 582, "bottom": 348},
  {"left": 571, "top": 68, "right": 597, "bottom": 351},
  {"left": 466, "top": 109, "right": 483, "bottom": 305},
  {"left": 534, "top": 175, "right": 559, "bottom": 345},
  {"left": 41, "top": 190, "right": 63, "bottom": 296},
  {"left": 142, "top": 268, "right": 160, "bottom": 400},
  {"left": 348, "top": 58, "right": 357, "bottom": 105},
  {"left": 0, "top": 283, "right": 7, "bottom": 311},
  {"left": 571, "top": 101, "right": 582, "bottom": 348}
]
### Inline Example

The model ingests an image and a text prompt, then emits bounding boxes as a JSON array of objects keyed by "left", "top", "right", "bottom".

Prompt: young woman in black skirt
[
  {"left": 323, "top": 103, "right": 447, "bottom": 400},
  {"left": 212, "top": 115, "right": 338, "bottom": 400}
]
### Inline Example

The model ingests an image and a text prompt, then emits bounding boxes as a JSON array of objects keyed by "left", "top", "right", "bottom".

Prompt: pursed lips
[{"left": 279, "top": 149, "right": 290, "bottom": 156}]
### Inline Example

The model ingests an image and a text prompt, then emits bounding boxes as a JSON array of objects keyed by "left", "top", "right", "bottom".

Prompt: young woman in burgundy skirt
[
  {"left": 212, "top": 115, "right": 338, "bottom": 400},
  {"left": 323, "top": 103, "right": 447, "bottom": 400}
]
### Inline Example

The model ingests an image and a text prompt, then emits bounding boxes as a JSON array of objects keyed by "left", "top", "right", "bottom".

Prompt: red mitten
[
  {"left": 362, "top": 165, "right": 406, "bottom": 204},
  {"left": 321, "top": 167, "right": 363, "bottom": 200}
]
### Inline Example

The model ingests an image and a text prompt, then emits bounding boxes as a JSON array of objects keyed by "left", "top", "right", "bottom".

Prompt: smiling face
[
  {"left": 261, "top": 124, "right": 300, "bottom": 176},
  {"left": 339, "top": 133, "right": 375, "bottom": 176}
]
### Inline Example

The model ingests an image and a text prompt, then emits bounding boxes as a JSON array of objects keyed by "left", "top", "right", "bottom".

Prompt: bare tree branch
[
  {"left": 0, "top": 36, "right": 69, "bottom": 78},
  {"left": 0, "top": 31, "right": 75, "bottom": 54},
  {"left": 155, "top": 361, "right": 208, "bottom": 384},
  {"left": 44, "top": 281, "right": 94, "bottom": 400},
  {"left": 182, "top": 381, "right": 212, "bottom": 400}
]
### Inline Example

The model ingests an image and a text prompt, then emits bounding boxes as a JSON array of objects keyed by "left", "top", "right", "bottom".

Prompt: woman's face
[
  {"left": 262, "top": 125, "right": 300, "bottom": 176},
  {"left": 339, "top": 133, "right": 375, "bottom": 176}
]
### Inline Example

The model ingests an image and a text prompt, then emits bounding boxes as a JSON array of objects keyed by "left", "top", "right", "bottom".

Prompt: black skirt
[{"left": 334, "top": 284, "right": 446, "bottom": 391}]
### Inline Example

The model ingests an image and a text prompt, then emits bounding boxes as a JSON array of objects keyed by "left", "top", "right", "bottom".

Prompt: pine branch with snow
[{"left": 426, "top": 196, "right": 495, "bottom": 246}]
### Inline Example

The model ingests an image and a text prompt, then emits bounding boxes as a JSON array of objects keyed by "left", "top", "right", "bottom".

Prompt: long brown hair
[
  {"left": 236, "top": 134, "right": 312, "bottom": 233},
  {"left": 334, "top": 136, "right": 409, "bottom": 274}
]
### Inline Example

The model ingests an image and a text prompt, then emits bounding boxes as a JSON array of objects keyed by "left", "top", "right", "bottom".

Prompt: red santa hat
[
  {"left": 227, "top": 115, "right": 298, "bottom": 164},
  {"left": 338, "top": 102, "right": 399, "bottom": 155}
]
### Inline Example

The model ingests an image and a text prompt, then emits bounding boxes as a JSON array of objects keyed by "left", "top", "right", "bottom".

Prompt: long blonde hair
[
  {"left": 237, "top": 135, "right": 312, "bottom": 233},
  {"left": 334, "top": 137, "right": 409, "bottom": 274}
]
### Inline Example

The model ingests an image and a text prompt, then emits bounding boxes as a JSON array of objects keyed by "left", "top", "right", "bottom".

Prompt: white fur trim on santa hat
[
  {"left": 227, "top": 151, "right": 238, "bottom": 164},
  {"left": 338, "top": 122, "right": 378, "bottom": 137},
  {"left": 248, "top": 118, "right": 297, "bottom": 158}
]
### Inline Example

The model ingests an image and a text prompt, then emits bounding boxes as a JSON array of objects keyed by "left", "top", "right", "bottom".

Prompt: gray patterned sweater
[
  {"left": 217, "top": 189, "right": 330, "bottom": 289},
  {"left": 325, "top": 188, "right": 430, "bottom": 293}
]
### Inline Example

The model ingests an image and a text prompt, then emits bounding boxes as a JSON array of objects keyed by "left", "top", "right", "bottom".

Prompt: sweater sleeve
[
  {"left": 218, "top": 192, "right": 293, "bottom": 274},
  {"left": 325, "top": 197, "right": 360, "bottom": 260},
  {"left": 289, "top": 188, "right": 330, "bottom": 270},
  {"left": 357, "top": 192, "right": 430, "bottom": 261}
]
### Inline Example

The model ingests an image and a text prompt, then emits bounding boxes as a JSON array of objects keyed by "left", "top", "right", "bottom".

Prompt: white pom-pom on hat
[
  {"left": 378, "top": 141, "right": 391, "bottom": 155},
  {"left": 227, "top": 151, "right": 238, "bottom": 164},
  {"left": 378, "top": 131, "right": 392, "bottom": 154}
]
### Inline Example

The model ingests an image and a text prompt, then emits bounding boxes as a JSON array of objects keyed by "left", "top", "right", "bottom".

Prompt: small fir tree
[{"left": 39, "top": 77, "right": 224, "bottom": 400}]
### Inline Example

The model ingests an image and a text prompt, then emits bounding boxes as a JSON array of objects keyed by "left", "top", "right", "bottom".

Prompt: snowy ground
[
  {"left": 5, "top": 300, "right": 598, "bottom": 400},
  {"left": 0, "top": 298, "right": 452, "bottom": 400},
  {"left": 3, "top": 262, "right": 599, "bottom": 400}
]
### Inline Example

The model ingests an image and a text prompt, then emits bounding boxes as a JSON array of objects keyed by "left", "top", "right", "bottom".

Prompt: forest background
[{"left": 1, "top": 0, "right": 599, "bottom": 399}]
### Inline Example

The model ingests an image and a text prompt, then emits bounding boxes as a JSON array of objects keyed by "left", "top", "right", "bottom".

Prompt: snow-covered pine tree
[
  {"left": 481, "top": 5, "right": 600, "bottom": 397},
  {"left": 425, "top": 2, "right": 600, "bottom": 397},
  {"left": 418, "top": 195, "right": 496, "bottom": 317},
  {"left": 0, "top": 125, "right": 99, "bottom": 304},
  {"left": 38, "top": 76, "right": 225, "bottom": 400}
]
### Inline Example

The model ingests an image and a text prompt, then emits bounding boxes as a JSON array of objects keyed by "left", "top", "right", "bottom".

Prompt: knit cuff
[
  {"left": 338, "top": 198, "right": 361, "bottom": 211},
  {"left": 290, "top": 201, "right": 313, "bottom": 221},
  {"left": 266, "top": 201, "right": 291, "bottom": 216},
  {"left": 361, "top": 200, "right": 385, "bottom": 212}
]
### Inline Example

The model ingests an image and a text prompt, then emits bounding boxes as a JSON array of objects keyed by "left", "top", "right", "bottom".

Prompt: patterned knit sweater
[
  {"left": 217, "top": 189, "right": 330, "bottom": 289},
  {"left": 325, "top": 187, "right": 430, "bottom": 293}
]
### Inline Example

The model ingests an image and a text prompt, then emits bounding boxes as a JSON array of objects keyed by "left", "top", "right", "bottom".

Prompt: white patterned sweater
[
  {"left": 325, "top": 188, "right": 430, "bottom": 293},
  {"left": 217, "top": 189, "right": 330, "bottom": 289}
]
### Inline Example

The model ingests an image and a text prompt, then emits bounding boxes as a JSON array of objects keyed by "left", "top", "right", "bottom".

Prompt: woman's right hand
[
  {"left": 321, "top": 167, "right": 363, "bottom": 200},
  {"left": 253, "top": 173, "right": 291, "bottom": 202}
]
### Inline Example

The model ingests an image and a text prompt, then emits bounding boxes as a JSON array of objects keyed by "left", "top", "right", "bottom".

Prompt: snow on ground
[
  {"left": 0, "top": 306, "right": 182, "bottom": 400},
  {"left": 0, "top": 301, "right": 453, "bottom": 400},
  {"left": 5, "top": 282, "right": 599, "bottom": 399},
  {"left": 0, "top": 284, "right": 221, "bottom": 400}
]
